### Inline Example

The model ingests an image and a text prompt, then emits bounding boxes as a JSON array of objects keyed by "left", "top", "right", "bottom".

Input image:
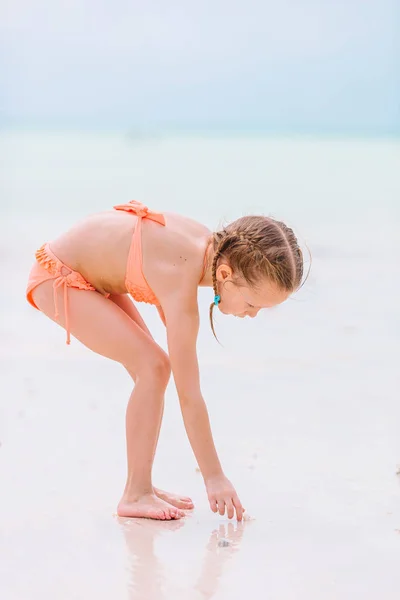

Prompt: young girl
[{"left": 26, "top": 200, "right": 304, "bottom": 522}]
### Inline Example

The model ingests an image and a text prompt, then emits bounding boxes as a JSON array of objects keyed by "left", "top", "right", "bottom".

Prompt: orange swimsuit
[
  {"left": 26, "top": 201, "right": 169, "bottom": 344},
  {"left": 113, "top": 200, "right": 165, "bottom": 305}
]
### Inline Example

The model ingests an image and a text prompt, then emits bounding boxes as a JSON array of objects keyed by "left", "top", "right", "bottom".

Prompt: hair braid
[
  {"left": 209, "top": 231, "right": 238, "bottom": 340},
  {"left": 208, "top": 215, "right": 308, "bottom": 339}
]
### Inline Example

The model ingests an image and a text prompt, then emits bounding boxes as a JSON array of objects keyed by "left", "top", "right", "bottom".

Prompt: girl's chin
[
  {"left": 230, "top": 311, "right": 245, "bottom": 318},
  {"left": 218, "top": 306, "right": 243, "bottom": 317}
]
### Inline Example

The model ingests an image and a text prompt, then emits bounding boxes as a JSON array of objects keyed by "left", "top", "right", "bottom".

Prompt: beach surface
[{"left": 1, "top": 133, "right": 399, "bottom": 599}]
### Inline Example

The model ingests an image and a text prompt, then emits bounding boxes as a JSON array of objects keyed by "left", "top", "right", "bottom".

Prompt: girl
[{"left": 26, "top": 200, "right": 304, "bottom": 521}]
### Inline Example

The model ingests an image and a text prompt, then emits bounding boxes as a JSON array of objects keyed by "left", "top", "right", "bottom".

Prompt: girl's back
[{"left": 50, "top": 207, "right": 211, "bottom": 297}]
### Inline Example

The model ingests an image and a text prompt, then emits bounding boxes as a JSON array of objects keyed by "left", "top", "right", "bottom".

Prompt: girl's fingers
[
  {"left": 218, "top": 498, "right": 226, "bottom": 516},
  {"left": 210, "top": 494, "right": 244, "bottom": 520},
  {"left": 226, "top": 499, "right": 235, "bottom": 520},
  {"left": 209, "top": 497, "right": 218, "bottom": 513},
  {"left": 232, "top": 495, "right": 244, "bottom": 521}
]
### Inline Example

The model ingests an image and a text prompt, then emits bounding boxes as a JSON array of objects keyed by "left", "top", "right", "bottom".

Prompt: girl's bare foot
[
  {"left": 154, "top": 487, "right": 194, "bottom": 510},
  {"left": 117, "top": 493, "right": 185, "bottom": 520}
]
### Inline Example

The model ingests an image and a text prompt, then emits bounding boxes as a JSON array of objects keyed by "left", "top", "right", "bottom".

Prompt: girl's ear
[{"left": 216, "top": 264, "right": 233, "bottom": 282}]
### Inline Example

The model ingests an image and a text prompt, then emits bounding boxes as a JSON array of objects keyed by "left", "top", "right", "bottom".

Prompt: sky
[{"left": 0, "top": 0, "right": 399, "bottom": 134}]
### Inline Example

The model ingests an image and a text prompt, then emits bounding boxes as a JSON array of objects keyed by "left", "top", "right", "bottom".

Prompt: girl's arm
[
  {"left": 162, "top": 289, "right": 244, "bottom": 520},
  {"left": 165, "top": 302, "right": 222, "bottom": 479}
]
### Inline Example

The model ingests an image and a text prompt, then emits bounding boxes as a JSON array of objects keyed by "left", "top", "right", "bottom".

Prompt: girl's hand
[{"left": 205, "top": 474, "right": 244, "bottom": 521}]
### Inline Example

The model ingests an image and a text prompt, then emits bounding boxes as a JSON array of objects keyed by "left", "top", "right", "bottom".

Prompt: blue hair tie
[{"left": 214, "top": 294, "right": 221, "bottom": 306}]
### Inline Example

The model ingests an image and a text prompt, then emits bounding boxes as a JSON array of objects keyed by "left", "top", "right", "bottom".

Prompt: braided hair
[{"left": 209, "top": 215, "right": 306, "bottom": 339}]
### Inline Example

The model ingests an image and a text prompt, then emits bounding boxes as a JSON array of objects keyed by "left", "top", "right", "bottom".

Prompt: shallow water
[{"left": 0, "top": 132, "right": 399, "bottom": 599}]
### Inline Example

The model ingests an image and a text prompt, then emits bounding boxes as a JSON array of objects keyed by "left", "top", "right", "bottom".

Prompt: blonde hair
[{"left": 209, "top": 215, "right": 307, "bottom": 339}]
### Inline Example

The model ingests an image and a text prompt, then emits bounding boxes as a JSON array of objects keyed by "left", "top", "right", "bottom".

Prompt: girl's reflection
[
  {"left": 118, "top": 516, "right": 247, "bottom": 599},
  {"left": 195, "top": 522, "right": 245, "bottom": 599}
]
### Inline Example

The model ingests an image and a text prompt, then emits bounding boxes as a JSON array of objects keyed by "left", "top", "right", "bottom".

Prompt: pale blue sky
[{"left": 1, "top": 0, "right": 398, "bottom": 134}]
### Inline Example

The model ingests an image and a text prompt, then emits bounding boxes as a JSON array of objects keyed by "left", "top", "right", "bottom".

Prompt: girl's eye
[{"left": 247, "top": 303, "right": 255, "bottom": 308}]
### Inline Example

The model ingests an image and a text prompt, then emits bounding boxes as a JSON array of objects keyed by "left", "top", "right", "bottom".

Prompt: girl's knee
[
  {"left": 127, "top": 347, "right": 171, "bottom": 388},
  {"left": 150, "top": 351, "right": 171, "bottom": 386}
]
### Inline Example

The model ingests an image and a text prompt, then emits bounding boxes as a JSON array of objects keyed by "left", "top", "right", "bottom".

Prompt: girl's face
[{"left": 215, "top": 264, "right": 290, "bottom": 318}]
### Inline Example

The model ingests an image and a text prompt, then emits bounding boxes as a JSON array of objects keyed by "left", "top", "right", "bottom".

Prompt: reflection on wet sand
[
  {"left": 195, "top": 522, "right": 245, "bottom": 599},
  {"left": 117, "top": 516, "right": 247, "bottom": 599}
]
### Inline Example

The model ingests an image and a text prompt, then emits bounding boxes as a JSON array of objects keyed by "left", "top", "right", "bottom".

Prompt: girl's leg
[
  {"left": 32, "top": 282, "right": 184, "bottom": 520},
  {"left": 109, "top": 294, "right": 194, "bottom": 510},
  {"left": 109, "top": 293, "right": 153, "bottom": 340}
]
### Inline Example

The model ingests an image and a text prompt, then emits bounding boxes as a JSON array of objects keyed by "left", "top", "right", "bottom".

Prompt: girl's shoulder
[
  {"left": 164, "top": 211, "right": 211, "bottom": 240},
  {"left": 144, "top": 212, "right": 211, "bottom": 303},
  {"left": 147, "top": 211, "right": 210, "bottom": 260}
]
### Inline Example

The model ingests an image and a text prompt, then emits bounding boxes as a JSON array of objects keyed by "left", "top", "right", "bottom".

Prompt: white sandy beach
[{"left": 1, "top": 133, "right": 399, "bottom": 599}]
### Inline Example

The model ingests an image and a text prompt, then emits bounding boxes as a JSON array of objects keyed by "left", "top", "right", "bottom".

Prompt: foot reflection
[
  {"left": 118, "top": 516, "right": 248, "bottom": 600},
  {"left": 119, "top": 517, "right": 184, "bottom": 600}
]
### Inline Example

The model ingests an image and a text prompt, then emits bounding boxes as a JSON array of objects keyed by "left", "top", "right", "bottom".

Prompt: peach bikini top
[
  {"left": 114, "top": 200, "right": 166, "bottom": 305},
  {"left": 114, "top": 200, "right": 209, "bottom": 309}
]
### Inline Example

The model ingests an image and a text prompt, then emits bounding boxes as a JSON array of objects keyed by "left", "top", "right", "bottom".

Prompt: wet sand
[{"left": 1, "top": 352, "right": 400, "bottom": 599}]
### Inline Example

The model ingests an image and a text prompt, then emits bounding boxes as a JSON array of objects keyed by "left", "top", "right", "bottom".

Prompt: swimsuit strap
[
  {"left": 113, "top": 200, "right": 165, "bottom": 226},
  {"left": 113, "top": 200, "right": 165, "bottom": 306},
  {"left": 53, "top": 273, "right": 71, "bottom": 345}
]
